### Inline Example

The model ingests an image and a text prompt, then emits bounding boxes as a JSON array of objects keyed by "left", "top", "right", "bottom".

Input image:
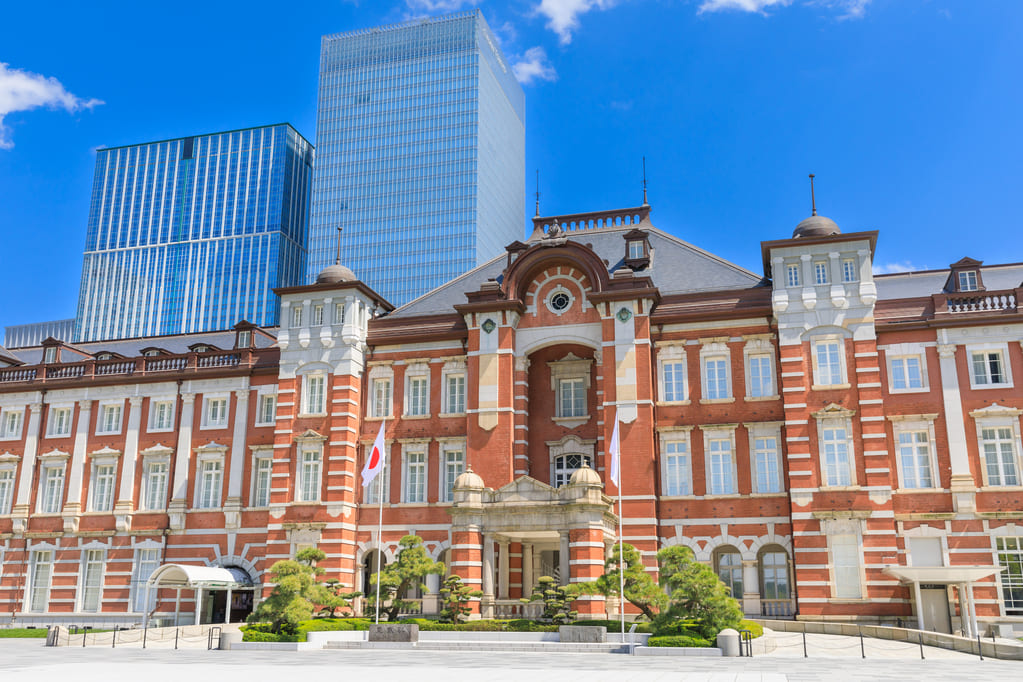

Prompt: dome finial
[
  {"left": 335, "top": 225, "right": 343, "bottom": 265},
  {"left": 809, "top": 173, "right": 817, "bottom": 217},
  {"left": 642, "top": 156, "right": 649, "bottom": 206},
  {"left": 535, "top": 169, "right": 541, "bottom": 217}
]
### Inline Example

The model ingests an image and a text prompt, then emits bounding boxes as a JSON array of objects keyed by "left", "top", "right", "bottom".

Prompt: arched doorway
[{"left": 362, "top": 549, "right": 386, "bottom": 595}]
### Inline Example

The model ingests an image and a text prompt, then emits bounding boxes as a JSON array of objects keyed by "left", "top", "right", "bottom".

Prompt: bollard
[
  {"left": 82, "top": 626, "right": 88, "bottom": 648},
  {"left": 918, "top": 633, "right": 925, "bottom": 660},
  {"left": 112, "top": 629, "right": 116, "bottom": 648},
  {"left": 175, "top": 627, "right": 179, "bottom": 650},
  {"left": 716, "top": 628, "right": 740, "bottom": 657},
  {"left": 802, "top": 630, "right": 808, "bottom": 658},
  {"left": 976, "top": 633, "right": 983, "bottom": 661}
]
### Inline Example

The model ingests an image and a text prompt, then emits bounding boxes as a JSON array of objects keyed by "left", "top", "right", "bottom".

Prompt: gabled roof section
[{"left": 390, "top": 207, "right": 764, "bottom": 318}]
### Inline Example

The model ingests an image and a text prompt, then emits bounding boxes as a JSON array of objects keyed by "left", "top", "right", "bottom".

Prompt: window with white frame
[
  {"left": 368, "top": 365, "right": 394, "bottom": 418},
  {"left": 830, "top": 533, "right": 863, "bottom": 599},
  {"left": 760, "top": 549, "right": 790, "bottom": 601},
  {"left": 557, "top": 378, "right": 586, "bottom": 417},
  {"left": 97, "top": 402, "right": 123, "bottom": 435},
  {"left": 996, "top": 537, "right": 1023, "bottom": 615},
  {"left": 291, "top": 305, "right": 303, "bottom": 328},
  {"left": 256, "top": 393, "right": 277, "bottom": 426},
  {"left": 334, "top": 302, "right": 345, "bottom": 325},
  {"left": 705, "top": 430, "right": 737, "bottom": 495},
  {"left": 131, "top": 547, "right": 161, "bottom": 612},
  {"left": 149, "top": 399, "right": 175, "bottom": 431},
  {"left": 958, "top": 270, "right": 979, "bottom": 291},
  {"left": 89, "top": 459, "right": 117, "bottom": 512},
  {"left": 813, "top": 406, "right": 856, "bottom": 487},
  {"left": 786, "top": 264, "right": 800, "bottom": 287},
  {"left": 196, "top": 457, "right": 223, "bottom": 508},
  {"left": 203, "top": 396, "right": 229, "bottom": 428},
  {"left": 714, "top": 547, "right": 743, "bottom": 598},
  {"left": 39, "top": 463, "right": 66, "bottom": 513},
  {"left": 752, "top": 431, "right": 782, "bottom": 494},
  {"left": 28, "top": 549, "right": 53, "bottom": 612},
  {"left": 814, "top": 261, "right": 829, "bottom": 285},
  {"left": 812, "top": 338, "right": 845, "bottom": 387},
  {"left": 80, "top": 548, "right": 105, "bottom": 612},
  {"left": 970, "top": 349, "right": 1009, "bottom": 387},
  {"left": 700, "top": 340, "right": 732, "bottom": 401},
  {"left": 0, "top": 408, "right": 23, "bottom": 439},
  {"left": 312, "top": 303, "right": 324, "bottom": 326},
  {"left": 896, "top": 428, "right": 935, "bottom": 489},
  {"left": 662, "top": 437, "right": 691, "bottom": 496},
  {"left": 657, "top": 344, "right": 687, "bottom": 403},
  {"left": 0, "top": 467, "right": 14, "bottom": 514},
  {"left": 251, "top": 453, "right": 273, "bottom": 507},
  {"left": 402, "top": 447, "right": 427, "bottom": 503},
  {"left": 47, "top": 406, "right": 73, "bottom": 437},
  {"left": 980, "top": 426, "right": 1019, "bottom": 487},
  {"left": 440, "top": 445, "right": 465, "bottom": 503},
  {"left": 842, "top": 258, "right": 857, "bottom": 283},
  {"left": 442, "top": 361, "right": 466, "bottom": 415},
  {"left": 548, "top": 354, "right": 592, "bottom": 424},
  {"left": 141, "top": 459, "right": 168, "bottom": 511},
  {"left": 552, "top": 453, "right": 592, "bottom": 487},
  {"left": 628, "top": 239, "right": 645, "bottom": 260},
  {"left": 889, "top": 354, "right": 926, "bottom": 391},
  {"left": 297, "top": 447, "right": 322, "bottom": 502},
  {"left": 302, "top": 373, "right": 327, "bottom": 415},
  {"left": 237, "top": 329, "right": 251, "bottom": 348},
  {"left": 404, "top": 364, "right": 430, "bottom": 417},
  {"left": 748, "top": 355, "right": 774, "bottom": 398}
]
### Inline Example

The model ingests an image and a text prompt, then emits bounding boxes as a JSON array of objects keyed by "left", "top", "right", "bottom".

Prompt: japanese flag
[
  {"left": 608, "top": 410, "right": 621, "bottom": 488},
  {"left": 362, "top": 421, "right": 386, "bottom": 487}
]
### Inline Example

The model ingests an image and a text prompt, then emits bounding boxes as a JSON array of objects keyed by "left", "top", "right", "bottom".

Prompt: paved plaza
[{"left": 1, "top": 639, "right": 1020, "bottom": 682}]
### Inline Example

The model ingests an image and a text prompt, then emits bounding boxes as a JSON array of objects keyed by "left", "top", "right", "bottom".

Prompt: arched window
[
  {"left": 362, "top": 549, "right": 387, "bottom": 595},
  {"left": 552, "top": 453, "right": 592, "bottom": 487},
  {"left": 759, "top": 546, "right": 791, "bottom": 616},
  {"left": 714, "top": 546, "right": 743, "bottom": 598}
]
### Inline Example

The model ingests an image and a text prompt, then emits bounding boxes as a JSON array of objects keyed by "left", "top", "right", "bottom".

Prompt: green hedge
[
  {"left": 0, "top": 628, "right": 48, "bottom": 638},
  {"left": 737, "top": 620, "right": 763, "bottom": 638},
  {"left": 652, "top": 620, "right": 703, "bottom": 639},
  {"left": 240, "top": 625, "right": 302, "bottom": 642},
  {"left": 299, "top": 618, "right": 371, "bottom": 633},
  {"left": 569, "top": 619, "right": 654, "bottom": 633},
  {"left": 647, "top": 635, "right": 712, "bottom": 648}
]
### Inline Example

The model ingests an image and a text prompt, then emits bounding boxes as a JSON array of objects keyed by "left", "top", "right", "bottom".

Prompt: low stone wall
[{"left": 633, "top": 646, "right": 721, "bottom": 657}]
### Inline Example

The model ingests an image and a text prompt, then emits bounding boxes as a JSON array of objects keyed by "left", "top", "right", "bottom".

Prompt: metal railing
[{"left": 46, "top": 623, "right": 225, "bottom": 650}]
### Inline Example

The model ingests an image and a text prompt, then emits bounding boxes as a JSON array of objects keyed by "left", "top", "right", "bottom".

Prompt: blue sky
[{"left": 1, "top": 1, "right": 1021, "bottom": 339}]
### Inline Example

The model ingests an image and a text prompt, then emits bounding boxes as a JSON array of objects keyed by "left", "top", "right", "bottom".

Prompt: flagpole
[
  {"left": 374, "top": 421, "right": 385, "bottom": 625},
  {"left": 618, "top": 484, "right": 625, "bottom": 640}
]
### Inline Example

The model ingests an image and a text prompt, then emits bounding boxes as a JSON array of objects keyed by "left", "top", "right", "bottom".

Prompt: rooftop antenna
[
  {"left": 642, "top": 156, "right": 649, "bottom": 206},
  {"left": 535, "top": 169, "right": 541, "bottom": 217},
  {"left": 809, "top": 173, "right": 817, "bottom": 216},
  {"left": 335, "top": 225, "right": 343, "bottom": 265}
]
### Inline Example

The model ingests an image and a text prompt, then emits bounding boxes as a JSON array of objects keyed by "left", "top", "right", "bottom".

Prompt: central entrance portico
[{"left": 448, "top": 465, "right": 618, "bottom": 618}]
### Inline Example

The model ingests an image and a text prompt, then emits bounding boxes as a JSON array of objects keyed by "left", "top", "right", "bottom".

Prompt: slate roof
[
  {"left": 391, "top": 219, "right": 766, "bottom": 318},
  {"left": 875, "top": 263, "right": 1023, "bottom": 300}
]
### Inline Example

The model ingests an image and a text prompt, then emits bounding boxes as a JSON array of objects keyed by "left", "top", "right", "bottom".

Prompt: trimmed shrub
[
  {"left": 298, "top": 618, "right": 371, "bottom": 633},
  {"left": 653, "top": 620, "right": 703, "bottom": 639},
  {"left": 647, "top": 635, "right": 712, "bottom": 648},
  {"left": 240, "top": 624, "right": 302, "bottom": 642},
  {"left": 737, "top": 619, "right": 763, "bottom": 638}
]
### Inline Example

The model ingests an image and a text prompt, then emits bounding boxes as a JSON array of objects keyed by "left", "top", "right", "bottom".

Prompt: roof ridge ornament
[{"left": 809, "top": 173, "right": 817, "bottom": 217}]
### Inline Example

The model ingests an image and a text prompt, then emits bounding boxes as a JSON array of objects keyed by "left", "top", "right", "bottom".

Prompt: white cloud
[
  {"left": 698, "top": 0, "right": 791, "bottom": 14},
  {"left": 0, "top": 62, "right": 102, "bottom": 149},
  {"left": 873, "top": 261, "right": 920, "bottom": 275},
  {"left": 512, "top": 47, "right": 558, "bottom": 85},
  {"left": 811, "top": 0, "right": 871, "bottom": 20},
  {"left": 534, "top": 0, "right": 618, "bottom": 45},
  {"left": 403, "top": 0, "right": 475, "bottom": 13}
]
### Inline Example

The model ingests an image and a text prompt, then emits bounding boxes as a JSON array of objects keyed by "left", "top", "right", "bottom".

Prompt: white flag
[
  {"left": 362, "top": 421, "right": 386, "bottom": 487},
  {"left": 609, "top": 411, "right": 620, "bottom": 488}
]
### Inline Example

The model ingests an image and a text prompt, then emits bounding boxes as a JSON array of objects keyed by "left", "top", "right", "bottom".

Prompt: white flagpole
[
  {"left": 618, "top": 474, "right": 625, "bottom": 640},
  {"left": 374, "top": 421, "right": 385, "bottom": 624}
]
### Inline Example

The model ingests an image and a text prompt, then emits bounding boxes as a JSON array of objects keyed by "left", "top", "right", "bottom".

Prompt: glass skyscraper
[
  {"left": 310, "top": 10, "right": 525, "bottom": 307},
  {"left": 75, "top": 124, "right": 313, "bottom": 342}
]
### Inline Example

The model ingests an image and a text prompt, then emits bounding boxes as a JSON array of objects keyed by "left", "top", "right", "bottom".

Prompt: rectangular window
[
  {"left": 628, "top": 240, "right": 644, "bottom": 259},
  {"left": 786, "top": 264, "right": 800, "bottom": 287},
  {"left": 237, "top": 330, "right": 251, "bottom": 348},
  {"left": 971, "top": 351, "right": 1007, "bottom": 385},
  {"left": 142, "top": 461, "right": 168, "bottom": 511},
  {"left": 372, "top": 378, "right": 392, "bottom": 417},
  {"left": 445, "top": 374, "right": 465, "bottom": 414},
  {"left": 981, "top": 427, "right": 1019, "bottom": 487},
  {"left": 890, "top": 356, "right": 924, "bottom": 390},
  {"left": 365, "top": 460, "right": 388, "bottom": 504},
  {"left": 707, "top": 438, "right": 735, "bottom": 495},
  {"left": 47, "top": 407, "right": 72, "bottom": 437},
  {"left": 205, "top": 397, "right": 228, "bottom": 427},
  {"left": 0, "top": 469, "right": 14, "bottom": 514},
  {"left": 814, "top": 261, "right": 828, "bottom": 285},
  {"left": 821, "top": 426, "right": 853, "bottom": 486},
  {"left": 748, "top": 355, "right": 773, "bottom": 398},
  {"left": 831, "top": 534, "right": 862, "bottom": 599},
  {"left": 257, "top": 394, "right": 276, "bottom": 425},
  {"left": 252, "top": 457, "right": 272, "bottom": 507},
  {"left": 40, "top": 465, "right": 65, "bottom": 513},
  {"left": 150, "top": 400, "right": 174, "bottom": 431},
  {"left": 842, "top": 258, "right": 857, "bottom": 283},
  {"left": 407, "top": 376, "right": 428, "bottom": 416},
  {"left": 298, "top": 449, "right": 321, "bottom": 502},
  {"left": 898, "top": 430, "right": 934, "bottom": 489},
  {"left": 29, "top": 550, "right": 53, "bottom": 612},
  {"left": 815, "top": 341, "right": 844, "bottom": 386},
  {"left": 304, "top": 375, "right": 326, "bottom": 415},
  {"left": 80, "top": 549, "right": 105, "bottom": 612},
  {"left": 132, "top": 548, "right": 161, "bottom": 612},
  {"left": 404, "top": 451, "right": 426, "bottom": 503},
  {"left": 43, "top": 347, "right": 57, "bottom": 364},
  {"left": 754, "top": 436, "right": 781, "bottom": 493},
  {"left": 558, "top": 378, "right": 586, "bottom": 417},
  {"left": 334, "top": 303, "right": 345, "bottom": 325},
  {"left": 662, "top": 361, "right": 686, "bottom": 402},
  {"left": 997, "top": 537, "right": 1023, "bottom": 615},
  {"left": 1, "top": 409, "right": 22, "bottom": 439},
  {"left": 312, "top": 304, "right": 324, "bottom": 326},
  {"left": 90, "top": 463, "right": 116, "bottom": 512},
  {"left": 663, "top": 440, "right": 690, "bottom": 496},
  {"left": 198, "top": 460, "right": 223, "bottom": 508},
  {"left": 442, "top": 449, "right": 465, "bottom": 503},
  {"left": 703, "top": 357, "right": 729, "bottom": 400},
  {"left": 291, "top": 306, "right": 303, "bottom": 327},
  {"left": 98, "top": 404, "right": 122, "bottom": 434},
  {"left": 958, "top": 271, "right": 978, "bottom": 291}
]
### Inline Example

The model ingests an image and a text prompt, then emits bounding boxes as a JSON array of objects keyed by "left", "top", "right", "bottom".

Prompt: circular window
[{"left": 550, "top": 292, "right": 571, "bottom": 312}]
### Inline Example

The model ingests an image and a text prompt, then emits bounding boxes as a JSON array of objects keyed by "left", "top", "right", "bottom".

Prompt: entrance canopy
[
  {"left": 882, "top": 565, "right": 1003, "bottom": 585},
  {"left": 148, "top": 563, "right": 253, "bottom": 590}
]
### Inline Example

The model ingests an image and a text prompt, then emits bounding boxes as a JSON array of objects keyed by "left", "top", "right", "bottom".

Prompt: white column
[
  {"left": 116, "top": 397, "right": 144, "bottom": 509},
  {"left": 13, "top": 401, "right": 43, "bottom": 512},
  {"left": 482, "top": 534, "right": 495, "bottom": 598},
  {"left": 742, "top": 559, "right": 761, "bottom": 616},
  {"left": 966, "top": 582, "right": 979, "bottom": 638},
  {"left": 498, "top": 538, "right": 510, "bottom": 600},
  {"left": 225, "top": 588, "right": 233, "bottom": 624},
  {"left": 522, "top": 543, "right": 533, "bottom": 596},
  {"left": 64, "top": 399, "right": 93, "bottom": 512},
  {"left": 174, "top": 588, "right": 182, "bottom": 626},
  {"left": 913, "top": 581, "right": 926, "bottom": 631},
  {"left": 559, "top": 531, "right": 571, "bottom": 586},
  {"left": 194, "top": 588, "right": 203, "bottom": 626},
  {"left": 226, "top": 388, "right": 250, "bottom": 501},
  {"left": 937, "top": 342, "right": 975, "bottom": 512},
  {"left": 170, "top": 393, "right": 196, "bottom": 504}
]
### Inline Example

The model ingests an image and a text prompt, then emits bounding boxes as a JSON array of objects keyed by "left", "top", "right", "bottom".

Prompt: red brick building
[{"left": 1, "top": 204, "right": 1021, "bottom": 635}]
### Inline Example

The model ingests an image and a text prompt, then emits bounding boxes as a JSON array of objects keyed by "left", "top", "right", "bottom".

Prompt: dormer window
[
  {"left": 43, "top": 347, "right": 57, "bottom": 364},
  {"left": 623, "top": 229, "right": 651, "bottom": 270},
  {"left": 193, "top": 345, "right": 209, "bottom": 353},
  {"left": 141, "top": 348, "right": 164, "bottom": 357},
  {"left": 236, "top": 330, "right": 251, "bottom": 349},
  {"left": 958, "top": 271, "right": 978, "bottom": 292},
  {"left": 628, "top": 240, "right": 644, "bottom": 260},
  {"left": 946, "top": 257, "right": 985, "bottom": 293},
  {"left": 95, "top": 353, "right": 113, "bottom": 361}
]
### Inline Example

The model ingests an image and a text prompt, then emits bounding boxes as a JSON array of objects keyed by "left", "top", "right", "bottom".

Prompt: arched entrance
[{"left": 145, "top": 564, "right": 254, "bottom": 626}]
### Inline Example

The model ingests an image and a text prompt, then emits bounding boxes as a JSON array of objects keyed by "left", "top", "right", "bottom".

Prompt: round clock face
[
  {"left": 616, "top": 307, "right": 632, "bottom": 323},
  {"left": 550, "top": 292, "right": 571, "bottom": 312},
  {"left": 481, "top": 318, "right": 496, "bottom": 334}
]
